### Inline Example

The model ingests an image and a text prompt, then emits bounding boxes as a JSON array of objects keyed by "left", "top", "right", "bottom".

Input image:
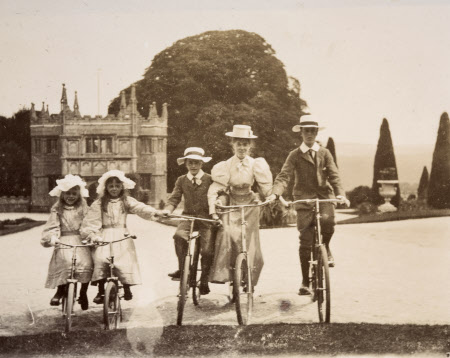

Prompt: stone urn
[{"left": 377, "top": 180, "right": 399, "bottom": 212}]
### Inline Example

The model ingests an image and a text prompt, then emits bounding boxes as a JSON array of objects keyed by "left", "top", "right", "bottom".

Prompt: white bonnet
[
  {"left": 96, "top": 170, "right": 136, "bottom": 196},
  {"left": 49, "top": 174, "right": 89, "bottom": 197}
]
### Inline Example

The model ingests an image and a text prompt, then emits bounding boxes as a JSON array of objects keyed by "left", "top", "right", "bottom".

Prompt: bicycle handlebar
[
  {"left": 216, "top": 199, "right": 274, "bottom": 210},
  {"left": 166, "top": 214, "right": 219, "bottom": 224},
  {"left": 56, "top": 242, "right": 97, "bottom": 248},
  {"left": 282, "top": 198, "right": 344, "bottom": 206}
]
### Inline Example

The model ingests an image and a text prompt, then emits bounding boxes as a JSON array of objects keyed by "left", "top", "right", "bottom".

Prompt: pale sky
[{"left": 1, "top": 0, "right": 449, "bottom": 147}]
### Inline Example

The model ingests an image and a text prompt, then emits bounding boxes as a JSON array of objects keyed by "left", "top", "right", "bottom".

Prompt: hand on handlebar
[
  {"left": 155, "top": 209, "right": 171, "bottom": 218},
  {"left": 50, "top": 236, "right": 60, "bottom": 247},
  {"left": 336, "top": 195, "right": 350, "bottom": 207},
  {"left": 266, "top": 194, "right": 278, "bottom": 202},
  {"left": 91, "top": 235, "right": 104, "bottom": 244},
  {"left": 211, "top": 213, "right": 223, "bottom": 226}
]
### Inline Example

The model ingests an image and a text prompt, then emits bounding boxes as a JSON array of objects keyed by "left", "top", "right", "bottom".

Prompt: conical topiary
[
  {"left": 428, "top": 112, "right": 450, "bottom": 208},
  {"left": 371, "top": 118, "right": 401, "bottom": 207}
]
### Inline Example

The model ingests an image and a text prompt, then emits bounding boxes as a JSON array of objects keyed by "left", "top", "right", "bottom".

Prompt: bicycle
[
  {"left": 94, "top": 233, "right": 137, "bottom": 330},
  {"left": 166, "top": 214, "right": 219, "bottom": 326},
  {"left": 55, "top": 242, "right": 95, "bottom": 333},
  {"left": 216, "top": 199, "right": 274, "bottom": 326},
  {"left": 281, "top": 197, "right": 344, "bottom": 323}
]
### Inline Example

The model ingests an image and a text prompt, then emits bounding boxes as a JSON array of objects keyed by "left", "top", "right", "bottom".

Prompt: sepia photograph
[{"left": 0, "top": 0, "right": 449, "bottom": 356}]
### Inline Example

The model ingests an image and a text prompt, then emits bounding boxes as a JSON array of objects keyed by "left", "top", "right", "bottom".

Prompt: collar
[
  {"left": 300, "top": 142, "right": 320, "bottom": 153},
  {"left": 232, "top": 155, "right": 251, "bottom": 165},
  {"left": 187, "top": 169, "right": 204, "bottom": 181}
]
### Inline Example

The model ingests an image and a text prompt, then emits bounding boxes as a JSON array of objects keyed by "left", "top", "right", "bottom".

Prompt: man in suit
[{"left": 268, "top": 115, "right": 349, "bottom": 295}]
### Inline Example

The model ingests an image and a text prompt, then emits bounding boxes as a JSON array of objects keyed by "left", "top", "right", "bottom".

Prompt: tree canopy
[
  {"left": 371, "top": 118, "right": 401, "bottom": 207},
  {"left": 326, "top": 137, "right": 337, "bottom": 167},
  {"left": 428, "top": 112, "right": 450, "bottom": 208},
  {"left": 417, "top": 166, "right": 429, "bottom": 201},
  {"left": 0, "top": 109, "right": 31, "bottom": 196},
  {"left": 108, "top": 30, "right": 307, "bottom": 189}
]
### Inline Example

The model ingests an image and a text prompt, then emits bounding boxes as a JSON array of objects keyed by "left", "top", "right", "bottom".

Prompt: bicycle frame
[
  {"left": 216, "top": 199, "right": 273, "bottom": 325},
  {"left": 283, "top": 198, "right": 342, "bottom": 323},
  {"left": 167, "top": 214, "right": 218, "bottom": 325}
]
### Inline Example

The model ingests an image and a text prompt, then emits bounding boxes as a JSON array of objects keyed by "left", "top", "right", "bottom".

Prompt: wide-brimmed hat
[
  {"left": 225, "top": 124, "right": 258, "bottom": 139},
  {"left": 177, "top": 147, "right": 212, "bottom": 166},
  {"left": 96, "top": 170, "right": 136, "bottom": 196},
  {"left": 49, "top": 174, "right": 89, "bottom": 197},
  {"left": 292, "top": 114, "right": 325, "bottom": 132}
]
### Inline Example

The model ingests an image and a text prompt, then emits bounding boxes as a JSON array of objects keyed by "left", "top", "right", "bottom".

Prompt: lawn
[{"left": 0, "top": 323, "right": 448, "bottom": 356}]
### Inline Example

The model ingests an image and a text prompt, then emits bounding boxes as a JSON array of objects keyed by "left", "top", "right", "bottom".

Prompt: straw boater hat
[
  {"left": 49, "top": 174, "right": 89, "bottom": 197},
  {"left": 292, "top": 114, "right": 325, "bottom": 132},
  {"left": 96, "top": 169, "right": 136, "bottom": 196},
  {"left": 177, "top": 147, "right": 212, "bottom": 166},
  {"left": 225, "top": 124, "right": 258, "bottom": 139}
]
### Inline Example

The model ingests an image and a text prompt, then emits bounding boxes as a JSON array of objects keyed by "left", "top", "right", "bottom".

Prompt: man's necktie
[
  {"left": 192, "top": 177, "right": 197, "bottom": 186},
  {"left": 309, "top": 149, "right": 316, "bottom": 164}
]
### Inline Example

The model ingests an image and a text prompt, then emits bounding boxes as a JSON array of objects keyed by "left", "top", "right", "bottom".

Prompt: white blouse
[{"left": 207, "top": 155, "right": 273, "bottom": 214}]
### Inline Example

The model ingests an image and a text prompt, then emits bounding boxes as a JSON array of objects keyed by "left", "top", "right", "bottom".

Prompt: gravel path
[{"left": 0, "top": 213, "right": 448, "bottom": 336}]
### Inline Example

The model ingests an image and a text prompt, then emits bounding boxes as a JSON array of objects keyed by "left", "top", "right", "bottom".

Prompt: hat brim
[
  {"left": 292, "top": 125, "right": 325, "bottom": 132},
  {"left": 225, "top": 132, "right": 258, "bottom": 139},
  {"left": 177, "top": 155, "right": 212, "bottom": 166}
]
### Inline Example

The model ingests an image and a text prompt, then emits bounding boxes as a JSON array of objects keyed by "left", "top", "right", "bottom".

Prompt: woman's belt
[
  {"left": 102, "top": 224, "right": 127, "bottom": 229},
  {"left": 230, "top": 185, "right": 252, "bottom": 196},
  {"left": 61, "top": 230, "right": 80, "bottom": 236}
]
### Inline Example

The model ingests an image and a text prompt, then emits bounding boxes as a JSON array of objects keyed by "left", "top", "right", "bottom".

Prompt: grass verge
[
  {"left": 0, "top": 220, "right": 45, "bottom": 236},
  {"left": 338, "top": 209, "right": 450, "bottom": 225},
  {"left": 0, "top": 323, "right": 448, "bottom": 356}
]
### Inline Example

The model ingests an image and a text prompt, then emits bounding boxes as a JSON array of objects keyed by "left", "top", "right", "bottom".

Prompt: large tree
[
  {"left": 428, "top": 112, "right": 450, "bottom": 208},
  {"left": 371, "top": 118, "right": 401, "bottom": 207},
  {"left": 108, "top": 30, "right": 307, "bottom": 189},
  {"left": 0, "top": 109, "right": 31, "bottom": 196},
  {"left": 417, "top": 166, "right": 429, "bottom": 201}
]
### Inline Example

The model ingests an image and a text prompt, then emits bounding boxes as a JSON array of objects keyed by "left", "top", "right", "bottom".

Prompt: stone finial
[
  {"left": 161, "top": 103, "right": 168, "bottom": 121},
  {"left": 30, "top": 102, "right": 37, "bottom": 121},
  {"left": 73, "top": 91, "right": 80, "bottom": 116},
  {"left": 130, "top": 84, "right": 137, "bottom": 103},
  {"left": 148, "top": 101, "right": 158, "bottom": 120},
  {"left": 60, "top": 83, "right": 67, "bottom": 105},
  {"left": 120, "top": 90, "right": 126, "bottom": 109}
]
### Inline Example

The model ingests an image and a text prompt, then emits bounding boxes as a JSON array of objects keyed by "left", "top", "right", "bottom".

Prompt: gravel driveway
[{"left": 0, "top": 213, "right": 448, "bottom": 336}]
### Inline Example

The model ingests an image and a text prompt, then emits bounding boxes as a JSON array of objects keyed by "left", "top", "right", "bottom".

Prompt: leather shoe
[
  {"left": 168, "top": 270, "right": 181, "bottom": 279},
  {"left": 298, "top": 284, "right": 311, "bottom": 296},
  {"left": 326, "top": 247, "right": 335, "bottom": 267},
  {"left": 124, "top": 286, "right": 133, "bottom": 301},
  {"left": 199, "top": 282, "right": 210, "bottom": 295},
  {"left": 50, "top": 297, "right": 61, "bottom": 306},
  {"left": 78, "top": 293, "right": 89, "bottom": 310},
  {"left": 93, "top": 293, "right": 104, "bottom": 304}
]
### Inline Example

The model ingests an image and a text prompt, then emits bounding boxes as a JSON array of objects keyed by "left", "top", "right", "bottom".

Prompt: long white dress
[
  {"left": 41, "top": 202, "right": 93, "bottom": 288},
  {"left": 80, "top": 196, "right": 156, "bottom": 285},
  {"left": 207, "top": 155, "right": 273, "bottom": 285}
]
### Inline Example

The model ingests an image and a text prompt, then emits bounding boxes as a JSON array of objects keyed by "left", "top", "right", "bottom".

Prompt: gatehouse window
[
  {"left": 85, "top": 137, "right": 113, "bottom": 154},
  {"left": 141, "top": 174, "right": 152, "bottom": 190}
]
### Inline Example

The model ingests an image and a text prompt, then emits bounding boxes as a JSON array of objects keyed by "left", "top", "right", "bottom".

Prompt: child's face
[
  {"left": 106, "top": 178, "right": 124, "bottom": 198},
  {"left": 62, "top": 186, "right": 80, "bottom": 206},
  {"left": 185, "top": 159, "right": 203, "bottom": 176}
]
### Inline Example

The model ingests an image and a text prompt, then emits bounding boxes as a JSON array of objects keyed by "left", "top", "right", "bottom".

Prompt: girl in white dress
[
  {"left": 41, "top": 175, "right": 93, "bottom": 310},
  {"left": 81, "top": 170, "right": 161, "bottom": 303}
]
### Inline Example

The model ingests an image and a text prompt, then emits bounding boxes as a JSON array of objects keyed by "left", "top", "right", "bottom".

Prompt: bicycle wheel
[
  {"left": 177, "top": 256, "right": 191, "bottom": 326},
  {"left": 64, "top": 283, "right": 76, "bottom": 333},
  {"left": 191, "top": 239, "right": 201, "bottom": 306},
  {"left": 316, "top": 245, "right": 331, "bottom": 323},
  {"left": 234, "top": 253, "right": 253, "bottom": 325},
  {"left": 104, "top": 281, "right": 121, "bottom": 330}
]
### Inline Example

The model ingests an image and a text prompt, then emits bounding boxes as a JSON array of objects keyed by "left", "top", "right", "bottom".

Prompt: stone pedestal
[{"left": 377, "top": 180, "right": 399, "bottom": 212}]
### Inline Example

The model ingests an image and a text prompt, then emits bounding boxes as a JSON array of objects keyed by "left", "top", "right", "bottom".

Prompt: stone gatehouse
[{"left": 30, "top": 84, "right": 167, "bottom": 212}]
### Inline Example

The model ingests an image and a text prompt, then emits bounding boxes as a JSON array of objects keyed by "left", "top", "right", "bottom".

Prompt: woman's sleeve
[
  {"left": 253, "top": 157, "right": 273, "bottom": 197},
  {"left": 127, "top": 196, "right": 157, "bottom": 221},
  {"left": 207, "top": 161, "right": 230, "bottom": 214},
  {"left": 80, "top": 200, "right": 103, "bottom": 240},
  {"left": 41, "top": 207, "right": 60, "bottom": 247}
]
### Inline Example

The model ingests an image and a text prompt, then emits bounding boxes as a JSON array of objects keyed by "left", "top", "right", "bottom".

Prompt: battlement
[{"left": 30, "top": 84, "right": 168, "bottom": 125}]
